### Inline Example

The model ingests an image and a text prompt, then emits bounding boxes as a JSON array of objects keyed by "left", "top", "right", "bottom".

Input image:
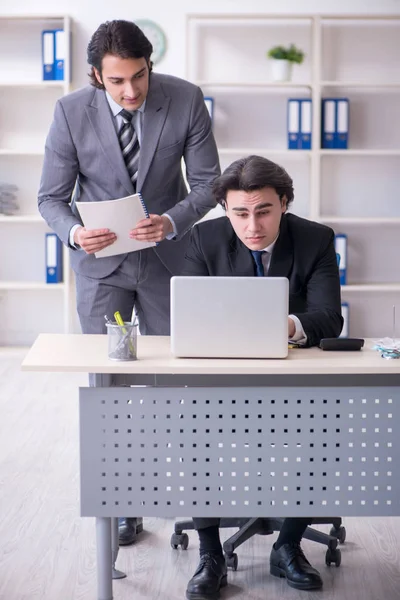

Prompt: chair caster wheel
[
  {"left": 325, "top": 547, "right": 341, "bottom": 567},
  {"left": 225, "top": 553, "right": 238, "bottom": 571},
  {"left": 170, "top": 532, "right": 189, "bottom": 550},
  {"left": 330, "top": 525, "right": 346, "bottom": 544}
]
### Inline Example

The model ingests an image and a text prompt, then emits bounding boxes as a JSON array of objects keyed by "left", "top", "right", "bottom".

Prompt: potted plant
[{"left": 267, "top": 44, "right": 305, "bottom": 82}]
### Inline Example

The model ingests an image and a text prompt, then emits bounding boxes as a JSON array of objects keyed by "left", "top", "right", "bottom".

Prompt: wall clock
[{"left": 136, "top": 19, "right": 167, "bottom": 65}]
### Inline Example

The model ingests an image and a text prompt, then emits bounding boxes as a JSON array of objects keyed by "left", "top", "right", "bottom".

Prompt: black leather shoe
[
  {"left": 270, "top": 542, "right": 323, "bottom": 590},
  {"left": 118, "top": 517, "right": 143, "bottom": 546},
  {"left": 186, "top": 553, "right": 228, "bottom": 600}
]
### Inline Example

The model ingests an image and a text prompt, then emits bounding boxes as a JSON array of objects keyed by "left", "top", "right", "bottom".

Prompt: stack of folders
[
  {"left": 0, "top": 183, "right": 19, "bottom": 215},
  {"left": 45, "top": 233, "right": 63, "bottom": 284},
  {"left": 287, "top": 99, "right": 312, "bottom": 150},
  {"left": 42, "top": 29, "right": 66, "bottom": 80},
  {"left": 321, "top": 98, "right": 349, "bottom": 149}
]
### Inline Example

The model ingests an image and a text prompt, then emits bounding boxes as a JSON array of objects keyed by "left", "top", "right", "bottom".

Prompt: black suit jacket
[{"left": 183, "top": 213, "right": 343, "bottom": 347}]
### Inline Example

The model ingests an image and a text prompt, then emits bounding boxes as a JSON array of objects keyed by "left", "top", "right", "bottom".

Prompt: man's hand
[
  {"left": 288, "top": 317, "right": 296, "bottom": 339},
  {"left": 74, "top": 226, "right": 116, "bottom": 254},
  {"left": 130, "top": 214, "right": 173, "bottom": 243}
]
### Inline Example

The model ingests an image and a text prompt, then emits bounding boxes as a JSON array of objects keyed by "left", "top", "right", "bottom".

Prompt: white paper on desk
[{"left": 76, "top": 193, "right": 156, "bottom": 258}]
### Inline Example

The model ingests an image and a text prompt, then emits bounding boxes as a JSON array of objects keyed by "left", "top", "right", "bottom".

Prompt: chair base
[{"left": 172, "top": 517, "right": 345, "bottom": 570}]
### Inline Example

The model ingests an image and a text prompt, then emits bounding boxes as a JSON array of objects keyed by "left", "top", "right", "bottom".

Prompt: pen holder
[{"left": 106, "top": 322, "right": 138, "bottom": 361}]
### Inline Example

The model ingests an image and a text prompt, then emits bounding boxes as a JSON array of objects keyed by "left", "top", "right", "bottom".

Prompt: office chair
[{"left": 171, "top": 517, "right": 345, "bottom": 570}]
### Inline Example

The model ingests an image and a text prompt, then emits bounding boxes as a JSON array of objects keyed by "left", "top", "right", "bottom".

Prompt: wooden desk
[
  {"left": 22, "top": 334, "right": 400, "bottom": 600},
  {"left": 21, "top": 333, "right": 400, "bottom": 375}
]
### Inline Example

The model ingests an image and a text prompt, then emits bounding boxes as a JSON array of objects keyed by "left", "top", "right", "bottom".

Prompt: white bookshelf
[
  {"left": 0, "top": 81, "right": 66, "bottom": 88},
  {"left": 196, "top": 82, "right": 312, "bottom": 88},
  {"left": 320, "top": 217, "right": 400, "bottom": 225},
  {"left": 0, "top": 282, "right": 65, "bottom": 291},
  {"left": 0, "top": 149, "right": 45, "bottom": 156},
  {"left": 187, "top": 13, "right": 400, "bottom": 339},
  {"left": 0, "top": 215, "right": 44, "bottom": 223},
  {"left": 0, "top": 15, "right": 72, "bottom": 346},
  {"left": 342, "top": 284, "right": 400, "bottom": 293},
  {"left": 218, "top": 148, "right": 311, "bottom": 156},
  {"left": 320, "top": 150, "right": 400, "bottom": 156},
  {"left": 321, "top": 82, "right": 400, "bottom": 87}
]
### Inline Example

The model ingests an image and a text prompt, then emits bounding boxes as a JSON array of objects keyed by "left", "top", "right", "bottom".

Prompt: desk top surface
[{"left": 21, "top": 334, "right": 400, "bottom": 375}]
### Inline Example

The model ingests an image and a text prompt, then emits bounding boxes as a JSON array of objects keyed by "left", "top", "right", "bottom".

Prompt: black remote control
[{"left": 319, "top": 338, "right": 364, "bottom": 351}]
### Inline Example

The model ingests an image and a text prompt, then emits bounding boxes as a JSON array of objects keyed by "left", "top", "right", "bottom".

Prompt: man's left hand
[{"left": 130, "top": 214, "right": 173, "bottom": 243}]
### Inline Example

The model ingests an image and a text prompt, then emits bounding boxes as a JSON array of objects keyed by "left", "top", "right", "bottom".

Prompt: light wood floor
[{"left": 1, "top": 349, "right": 400, "bottom": 600}]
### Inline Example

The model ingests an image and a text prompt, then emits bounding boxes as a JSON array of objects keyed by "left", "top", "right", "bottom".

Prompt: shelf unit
[
  {"left": 196, "top": 82, "right": 312, "bottom": 88},
  {"left": 0, "top": 81, "right": 66, "bottom": 88},
  {"left": 0, "top": 15, "right": 72, "bottom": 346},
  {"left": 0, "top": 282, "right": 65, "bottom": 291},
  {"left": 187, "top": 13, "right": 400, "bottom": 339},
  {"left": 342, "top": 284, "right": 400, "bottom": 293}
]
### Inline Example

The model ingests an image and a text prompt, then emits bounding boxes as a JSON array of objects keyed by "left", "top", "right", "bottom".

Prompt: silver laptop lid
[{"left": 170, "top": 276, "right": 289, "bottom": 359}]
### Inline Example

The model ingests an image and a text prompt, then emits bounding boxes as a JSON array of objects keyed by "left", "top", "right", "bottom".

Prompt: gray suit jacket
[{"left": 38, "top": 73, "right": 220, "bottom": 278}]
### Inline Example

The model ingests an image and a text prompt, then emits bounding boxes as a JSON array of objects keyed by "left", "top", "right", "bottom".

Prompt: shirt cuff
[
  {"left": 69, "top": 224, "right": 81, "bottom": 248},
  {"left": 163, "top": 213, "right": 177, "bottom": 240},
  {"left": 288, "top": 314, "right": 308, "bottom": 345}
]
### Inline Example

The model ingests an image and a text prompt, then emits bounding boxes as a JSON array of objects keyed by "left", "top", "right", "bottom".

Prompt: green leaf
[{"left": 266, "top": 43, "right": 305, "bottom": 64}]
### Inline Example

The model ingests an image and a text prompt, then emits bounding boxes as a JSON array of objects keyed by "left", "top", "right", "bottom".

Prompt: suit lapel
[
  {"left": 228, "top": 234, "right": 255, "bottom": 276},
  {"left": 137, "top": 76, "right": 170, "bottom": 191},
  {"left": 85, "top": 89, "right": 134, "bottom": 196},
  {"left": 268, "top": 215, "right": 294, "bottom": 278}
]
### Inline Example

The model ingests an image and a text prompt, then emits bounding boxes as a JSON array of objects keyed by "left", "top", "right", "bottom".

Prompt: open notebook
[{"left": 76, "top": 193, "right": 156, "bottom": 258}]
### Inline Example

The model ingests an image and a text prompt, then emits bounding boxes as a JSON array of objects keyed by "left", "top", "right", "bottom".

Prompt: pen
[
  {"left": 114, "top": 310, "right": 135, "bottom": 355},
  {"left": 114, "top": 310, "right": 127, "bottom": 332},
  {"left": 106, "top": 313, "right": 128, "bottom": 356}
]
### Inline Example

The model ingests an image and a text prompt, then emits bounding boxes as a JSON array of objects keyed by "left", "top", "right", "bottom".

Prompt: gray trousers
[
  {"left": 75, "top": 249, "right": 171, "bottom": 336},
  {"left": 76, "top": 249, "right": 171, "bottom": 520}
]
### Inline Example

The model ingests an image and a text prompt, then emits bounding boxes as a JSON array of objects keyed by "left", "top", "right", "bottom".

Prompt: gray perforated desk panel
[
  {"left": 21, "top": 335, "right": 400, "bottom": 600},
  {"left": 80, "top": 381, "right": 399, "bottom": 519}
]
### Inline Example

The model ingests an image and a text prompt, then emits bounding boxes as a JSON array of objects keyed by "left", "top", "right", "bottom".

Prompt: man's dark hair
[
  {"left": 213, "top": 155, "right": 294, "bottom": 209},
  {"left": 87, "top": 20, "right": 153, "bottom": 88}
]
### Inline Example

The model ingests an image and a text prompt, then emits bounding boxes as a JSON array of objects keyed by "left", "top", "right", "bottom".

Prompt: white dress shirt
[
  {"left": 69, "top": 91, "right": 176, "bottom": 247},
  {"left": 259, "top": 236, "right": 307, "bottom": 345}
]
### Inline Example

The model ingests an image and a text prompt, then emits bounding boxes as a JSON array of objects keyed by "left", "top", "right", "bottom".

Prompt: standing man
[
  {"left": 183, "top": 155, "right": 343, "bottom": 600},
  {"left": 38, "top": 20, "right": 220, "bottom": 545}
]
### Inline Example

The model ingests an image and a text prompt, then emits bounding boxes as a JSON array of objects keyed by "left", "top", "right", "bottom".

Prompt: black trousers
[{"left": 192, "top": 517, "right": 313, "bottom": 538}]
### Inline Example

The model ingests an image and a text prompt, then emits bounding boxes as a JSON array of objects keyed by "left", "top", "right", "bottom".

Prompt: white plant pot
[{"left": 271, "top": 59, "right": 293, "bottom": 82}]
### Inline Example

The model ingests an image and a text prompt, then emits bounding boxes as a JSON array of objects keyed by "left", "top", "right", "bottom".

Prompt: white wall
[
  {"left": 1, "top": 1, "right": 400, "bottom": 343},
  {"left": 1, "top": 0, "right": 400, "bottom": 88}
]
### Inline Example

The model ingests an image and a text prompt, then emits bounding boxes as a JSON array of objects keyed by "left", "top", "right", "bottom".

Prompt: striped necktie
[
  {"left": 118, "top": 109, "right": 140, "bottom": 189},
  {"left": 251, "top": 250, "right": 266, "bottom": 277}
]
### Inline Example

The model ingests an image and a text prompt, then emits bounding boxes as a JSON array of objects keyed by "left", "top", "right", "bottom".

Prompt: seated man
[{"left": 183, "top": 155, "right": 343, "bottom": 600}]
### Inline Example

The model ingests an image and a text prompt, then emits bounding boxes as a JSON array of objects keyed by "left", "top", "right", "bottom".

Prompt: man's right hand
[{"left": 74, "top": 226, "right": 117, "bottom": 254}]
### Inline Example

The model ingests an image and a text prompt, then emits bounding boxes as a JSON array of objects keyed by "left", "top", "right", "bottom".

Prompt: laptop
[{"left": 170, "top": 276, "right": 289, "bottom": 359}]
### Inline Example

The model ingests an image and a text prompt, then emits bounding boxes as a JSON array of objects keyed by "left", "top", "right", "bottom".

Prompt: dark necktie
[
  {"left": 118, "top": 109, "right": 140, "bottom": 189},
  {"left": 251, "top": 250, "right": 266, "bottom": 277}
]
